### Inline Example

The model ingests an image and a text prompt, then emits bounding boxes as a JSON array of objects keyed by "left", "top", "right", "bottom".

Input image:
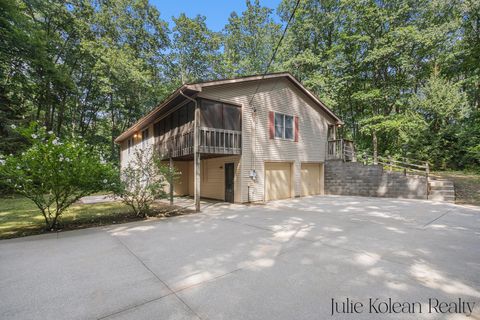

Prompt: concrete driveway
[{"left": 1, "top": 196, "right": 479, "bottom": 320}]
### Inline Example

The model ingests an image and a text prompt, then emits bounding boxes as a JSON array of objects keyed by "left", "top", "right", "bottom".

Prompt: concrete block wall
[{"left": 325, "top": 160, "right": 427, "bottom": 199}]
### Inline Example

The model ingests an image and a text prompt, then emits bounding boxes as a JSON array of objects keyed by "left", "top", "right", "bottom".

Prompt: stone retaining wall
[{"left": 325, "top": 160, "right": 427, "bottom": 199}]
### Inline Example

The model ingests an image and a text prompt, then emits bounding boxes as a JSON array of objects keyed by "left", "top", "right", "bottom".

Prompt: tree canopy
[{"left": 1, "top": 0, "right": 478, "bottom": 170}]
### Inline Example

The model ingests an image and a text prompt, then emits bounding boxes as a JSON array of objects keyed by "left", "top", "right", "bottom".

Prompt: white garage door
[
  {"left": 265, "top": 162, "right": 292, "bottom": 201},
  {"left": 301, "top": 163, "right": 323, "bottom": 196}
]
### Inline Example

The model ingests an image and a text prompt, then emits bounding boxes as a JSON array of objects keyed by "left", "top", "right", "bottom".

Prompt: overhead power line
[
  {"left": 248, "top": 0, "right": 302, "bottom": 108},
  {"left": 248, "top": 0, "right": 301, "bottom": 176},
  {"left": 263, "top": 0, "right": 302, "bottom": 78}
]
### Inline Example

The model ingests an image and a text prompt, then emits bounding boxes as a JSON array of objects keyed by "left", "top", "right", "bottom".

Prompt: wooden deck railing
[
  {"left": 156, "top": 127, "right": 241, "bottom": 159},
  {"left": 198, "top": 127, "right": 242, "bottom": 154},
  {"left": 327, "top": 139, "right": 430, "bottom": 177},
  {"left": 327, "top": 139, "right": 355, "bottom": 161},
  {"left": 358, "top": 153, "right": 430, "bottom": 177},
  {"left": 157, "top": 131, "right": 194, "bottom": 158}
]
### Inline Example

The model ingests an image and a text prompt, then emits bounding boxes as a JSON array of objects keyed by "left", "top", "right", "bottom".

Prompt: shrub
[
  {"left": 114, "top": 148, "right": 177, "bottom": 217},
  {"left": 0, "top": 123, "right": 118, "bottom": 230}
]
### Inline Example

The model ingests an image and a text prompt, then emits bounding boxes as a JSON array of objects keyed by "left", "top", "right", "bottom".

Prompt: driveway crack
[
  {"left": 422, "top": 209, "right": 452, "bottom": 228},
  {"left": 105, "top": 235, "right": 205, "bottom": 320}
]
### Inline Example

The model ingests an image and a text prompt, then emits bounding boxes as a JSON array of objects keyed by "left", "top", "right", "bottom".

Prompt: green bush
[
  {"left": 0, "top": 123, "right": 118, "bottom": 230},
  {"left": 114, "top": 148, "right": 178, "bottom": 218}
]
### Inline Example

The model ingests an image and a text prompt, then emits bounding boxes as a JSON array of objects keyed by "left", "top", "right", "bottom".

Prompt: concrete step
[
  {"left": 429, "top": 185, "right": 454, "bottom": 190},
  {"left": 427, "top": 178, "right": 455, "bottom": 202},
  {"left": 429, "top": 189, "right": 455, "bottom": 195},
  {"left": 428, "top": 180, "right": 454, "bottom": 187},
  {"left": 429, "top": 194, "right": 455, "bottom": 202}
]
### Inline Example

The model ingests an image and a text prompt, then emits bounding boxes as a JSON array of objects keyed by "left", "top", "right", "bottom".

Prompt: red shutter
[
  {"left": 294, "top": 116, "right": 299, "bottom": 142},
  {"left": 269, "top": 111, "right": 274, "bottom": 139}
]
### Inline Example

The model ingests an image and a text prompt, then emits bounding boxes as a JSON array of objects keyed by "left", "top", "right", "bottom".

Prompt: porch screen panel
[
  {"left": 165, "top": 114, "right": 171, "bottom": 133},
  {"left": 186, "top": 102, "right": 194, "bottom": 122},
  {"left": 154, "top": 120, "right": 165, "bottom": 137},
  {"left": 172, "top": 110, "right": 179, "bottom": 129},
  {"left": 223, "top": 104, "right": 241, "bottom": 131},
  {"left": 201, "top": 100, "right": 223, "bottom": 128},
  {"left": 178, "top": 105, "right": 187, "bottom": 127}
]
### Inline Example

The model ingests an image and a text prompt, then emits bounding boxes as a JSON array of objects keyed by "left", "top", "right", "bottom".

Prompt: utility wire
[
  {"left": 248, "top": 0, "right": 302, "bottom": 183},
  {"left": 248, "top": 0, "right": 302, "bottom": 108}
]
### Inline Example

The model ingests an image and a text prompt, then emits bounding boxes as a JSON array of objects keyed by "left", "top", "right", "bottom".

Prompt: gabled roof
[{"left": 115, "top": 72, "right": 343, "bottom": 143}]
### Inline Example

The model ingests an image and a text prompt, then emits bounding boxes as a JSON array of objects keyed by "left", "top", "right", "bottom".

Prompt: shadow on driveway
[{"left": 1, "top": 195, "right": 479, "bottom": 319}]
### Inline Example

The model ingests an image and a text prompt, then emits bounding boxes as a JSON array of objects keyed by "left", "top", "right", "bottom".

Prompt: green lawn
[{"left": 0, "top": 196, "right": 189, "bottom": 240}]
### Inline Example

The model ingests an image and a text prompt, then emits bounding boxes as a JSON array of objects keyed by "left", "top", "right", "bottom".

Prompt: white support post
[
  {"left": 194, "top": 102, "right": 201, "bottom": 212},
  {"left": 169, "top": 157, "right": 174, "bottom": 205}
]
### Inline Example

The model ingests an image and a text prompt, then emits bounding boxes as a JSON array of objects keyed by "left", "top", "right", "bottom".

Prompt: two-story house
[{"left": 115, "top": 72, "right": 344, "bottom": 211}]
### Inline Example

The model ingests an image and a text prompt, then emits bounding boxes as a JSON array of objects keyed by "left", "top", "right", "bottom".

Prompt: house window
[
  {"left": 274, "top": 112, "right": 294, "bottom": 140},
  {"left": 142, "top": 128, "right": 149, "bottom": 146}
]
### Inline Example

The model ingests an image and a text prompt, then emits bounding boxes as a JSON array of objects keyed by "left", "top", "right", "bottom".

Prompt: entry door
[{"left": 224, "top": 163, "right": 235, "bottom": 203}]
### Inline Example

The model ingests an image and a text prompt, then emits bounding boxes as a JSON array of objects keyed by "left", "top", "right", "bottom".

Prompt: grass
[
  {"left": 434, "top": 170, "right": 480, "bottom": 206},
  {"left": 0, "top": 196, "right": 192, "bottom": 240}
]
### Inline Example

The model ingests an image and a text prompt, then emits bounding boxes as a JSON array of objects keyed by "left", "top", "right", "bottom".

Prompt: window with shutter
[
  {"left": 272, "top": 112, "right": 297, "bottom": 141},
  {"left": 284, "top": 115, "right": 293, "bottom": 139},
  {"left": 274, "top": 113, "right": 284, "bottom": 138},
  {"left": 269, "top": 111, "right": 274, "bottom": 139},
  {"left": 294, "top": 116, "right": 299, "bottom": 142}
]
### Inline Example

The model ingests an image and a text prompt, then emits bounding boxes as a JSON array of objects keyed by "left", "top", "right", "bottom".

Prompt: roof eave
[
  {"left": 115, "top": 72, "right": 345, "bottom": 143},
  {"left": 282, "top": 74, "right": 343, "bottom": 124},
  {"left": 114, "top": 85, "right": 196, "bottom": 143}
]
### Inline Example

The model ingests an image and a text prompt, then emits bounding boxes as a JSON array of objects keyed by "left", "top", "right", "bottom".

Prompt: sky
[{"left": 149, "top": 0, "right": 283, "bottom": 31}]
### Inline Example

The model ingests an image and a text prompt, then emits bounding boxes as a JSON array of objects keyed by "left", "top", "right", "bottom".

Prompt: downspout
[{"left": 179, "top": 89, "right": 200, "bottom": 212}]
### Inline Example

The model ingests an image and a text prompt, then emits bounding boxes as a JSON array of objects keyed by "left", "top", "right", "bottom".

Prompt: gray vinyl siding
[
  {"left": 198, "top": 77, "right": 334, "bottom": 202},
  {"left": 119, "top": 123, "right": 154, "bottom": 170}
]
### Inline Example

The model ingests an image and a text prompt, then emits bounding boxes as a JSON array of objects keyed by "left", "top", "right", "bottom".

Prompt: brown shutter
[
  {"left": 294, "top": 116, "right": 299, "bottom": 142},
  {"left": 269, "top": 111, "right": 274, "bottom": 139}
]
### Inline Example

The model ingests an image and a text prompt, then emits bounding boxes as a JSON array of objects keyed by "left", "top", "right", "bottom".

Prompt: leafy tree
[
  {"left": 448, "top": 0, "right": 480, "bottom": 109},
  {"left": 409, "top": 74, "right": 469, "bottom": 168},
  {"left": 114, "top": 148, "right": 177, "bottom": 217},
  {"left": 222, "top": 0, "right": 281, "bottom": 76},
  {"left": 0, "top": 0, "right": 170, "bottom": 161},
  {"left": 1, "top": 0, "right": 479, "bottom": 173},
  {"left": 169, "top": 14, "right": 221, "bottom": 84},
  {"left": 360, "top": 112, "right": 427, "bottom": 159},
  {"left": 275, "top": 0, "right": 478, "bottom": 171},
  {"left": 0, "top": 123, "right": 118, "bottom": 230}
]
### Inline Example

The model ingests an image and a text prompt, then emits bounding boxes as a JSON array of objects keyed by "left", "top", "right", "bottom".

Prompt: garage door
[
  {"left": 301, "top": 163, "right": 323, "bottom": 196},
  {"left": 265, "top": 162, "right": 292, "bottom": 201}
]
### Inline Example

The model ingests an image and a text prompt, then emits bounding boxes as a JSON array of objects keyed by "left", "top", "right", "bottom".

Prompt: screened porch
[{"left": 154, "top": 98, "right": 242, "bottom": 160}]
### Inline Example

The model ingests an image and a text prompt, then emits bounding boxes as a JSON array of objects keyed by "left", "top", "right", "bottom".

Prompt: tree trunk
[
  {"left": 372, "top": 131, "right": 378, "bottom": 164},
  {"left": 49, "top": 212, "right": 60, "bottom": 230},
  {"left": 41, "top": 210, "right": 50, "bottom": 230},
  {"left": 56, "top": 90, "right": 67, "bottom": 135}
]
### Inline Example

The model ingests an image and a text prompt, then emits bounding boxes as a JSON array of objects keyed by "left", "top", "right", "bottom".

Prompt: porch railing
[
  {"left": 157, "top": 131, "right": 194, "bottom": 158},
  {"left": 199, "top": 127, "right": 241, "bottom": 154},
  {"left": 327, "top": 139, "right": 355, "bottom": 161},
  {"left": 156, "top": 127, "right": 241, "bottom": 159},
  {"left": 358, "top": 153, "right": 430, "bottom": 177}
]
